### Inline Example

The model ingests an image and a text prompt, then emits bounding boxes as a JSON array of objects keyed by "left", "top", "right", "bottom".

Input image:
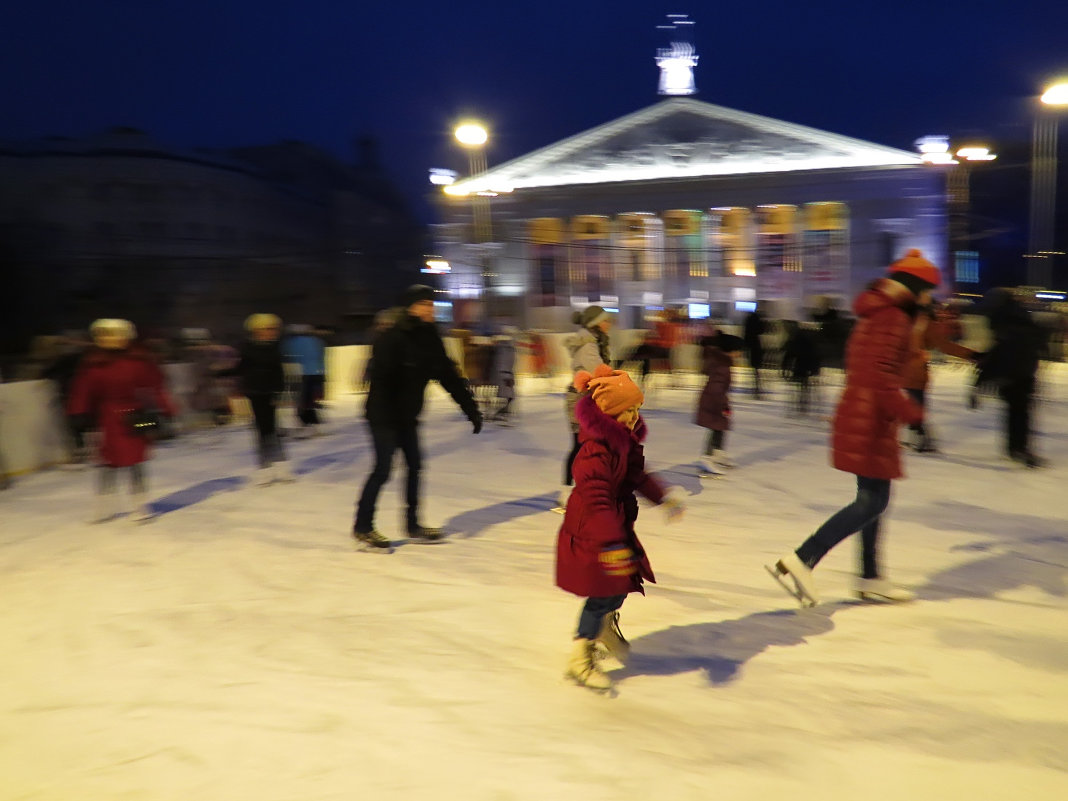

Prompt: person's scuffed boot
[
  {"left": 564, "top": 638, "right": 613, "bottom": 692},
  {"left": 596, "top": 611, "right": 630, "bottom": 666},
  {"left": 765, "top": 552, "right": 820, "bottom": 607}
]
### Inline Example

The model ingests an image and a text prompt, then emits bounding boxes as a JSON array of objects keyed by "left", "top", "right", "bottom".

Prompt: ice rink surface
[{"left": 2, "top": 365, "right": 1066, "bottom": 800}]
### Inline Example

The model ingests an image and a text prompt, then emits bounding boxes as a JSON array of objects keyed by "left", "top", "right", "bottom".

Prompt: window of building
[
  {"left": 570, "top": 216, "right": 611, "bottom": 298},
  {"left": 803, "top": 202, "right": 850, "bottom": 298},
  {"left": 711, "top": 207, "right": 755, "bottom": 277}
]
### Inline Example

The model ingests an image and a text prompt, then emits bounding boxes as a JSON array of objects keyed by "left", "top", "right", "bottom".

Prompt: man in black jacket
[{"left": 354, "top": 285, "right": 482, "bottom": 549}]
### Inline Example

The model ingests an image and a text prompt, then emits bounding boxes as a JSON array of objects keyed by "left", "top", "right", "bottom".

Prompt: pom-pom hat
[
  {"left": 573, "top": 364, "right": 645, "bottom": 418},
  {"left": 888, "top": 249, "right": 941, "bottom": 290}
]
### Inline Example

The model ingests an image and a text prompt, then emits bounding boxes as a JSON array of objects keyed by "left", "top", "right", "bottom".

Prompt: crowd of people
[{"left": 0, "top": 256, "right": 1058, "bottom": 693}]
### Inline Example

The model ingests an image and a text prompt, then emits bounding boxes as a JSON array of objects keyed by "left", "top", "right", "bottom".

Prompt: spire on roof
[{"left": 656, "top": 13, "right": 698, "bottom": 96}]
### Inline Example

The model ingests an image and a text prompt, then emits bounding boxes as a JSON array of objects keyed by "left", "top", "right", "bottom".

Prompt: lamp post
[
  {"left": 453, "top": 121, "right": 494, "bottom": 320},
  {"left": 1028, "top": 80, "right": 1068, "bottom": 288},
  {"left": 916, "top": 135, "right": 996, "bottom": 292}
]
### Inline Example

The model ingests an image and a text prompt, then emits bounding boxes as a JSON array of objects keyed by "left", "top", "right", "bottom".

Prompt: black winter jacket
[
  {"left": 365, "top": 313, "right": 478, "bottom": 427},
  {"left": 221, "top": 340, "right": 286, "bottom": 396}
]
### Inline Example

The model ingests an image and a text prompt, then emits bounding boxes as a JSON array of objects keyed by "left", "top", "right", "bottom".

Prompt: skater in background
[
  {"left": 743, "top": 304, "right": 767, "bottom": 399},
  {"left": 284, "top": 324, "right": 327, "bottom": 436},
  {"left": 68, "top": 319, "right": 174, "bottom": 522},
  {"left": 896, "top": 251, "right": 977, "bottom": 453},
  {"left": 43, "top": 330, "right": 92, "bottom": 465},
  {"left": 557, "top": 365, "right": 684, "bottom": 692},
  {"left": 976, "top": 288, "right": 1047, "bottom": 467},
  {"left": 695, "top": 332, "right": 745, "bottom": 476},
  {"left": 491, "top": 326, "right": 518, "bottom": 425},
  {"left": 558, "top": 305, "right": 613, "bottom": 511},
  {"left": 766, "top": 260, "right": 931, "bottom": 606},
  {"left": 353, "top": 285, "right": 482, "bottom": 550},
  {"left": 779, "top": 320, "right": 822, "bottom": 417},
  {"left": 217, "top": 314, "right": 293, "bottom": 485}
]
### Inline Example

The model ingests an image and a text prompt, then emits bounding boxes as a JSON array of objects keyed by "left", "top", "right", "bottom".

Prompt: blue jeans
[
  {"left": 795, "top": 476, "right": 891, "bottom": 579},
  {"left": 355, "top": 424, "right": 422, "bottom": 533},
  {"left": 576, "top": 594, "right": 626, "bottom": 640}
]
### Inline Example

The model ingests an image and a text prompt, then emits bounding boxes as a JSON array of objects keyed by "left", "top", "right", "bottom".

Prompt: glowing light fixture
[
  {"left": 455, "top": 123, "right": 488, "bottom": 147},
  {"left": 955, "top": 146, "right": 996, "bottom": 162},
  {"left": 1040, "top": 81, "right": 1068, "bottom": 106},
  {"left": 915, "top": 135, "right": 956, "bottom": 164},
  {"left": 429, "top": 168, "right": 457, "bottom": 185}
]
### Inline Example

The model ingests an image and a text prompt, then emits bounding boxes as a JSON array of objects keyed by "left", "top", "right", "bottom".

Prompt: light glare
[
  {"left": 1040, "top": 82, "right": 1068, "bottom": 106},
  {"left": 455, "top": 123, "right": 488, "bottom": 146}
]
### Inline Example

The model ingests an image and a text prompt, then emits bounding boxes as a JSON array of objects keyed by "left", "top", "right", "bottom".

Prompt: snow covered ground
[{"left": 2, "top": 365, "right": 1067, "bottom": 801}]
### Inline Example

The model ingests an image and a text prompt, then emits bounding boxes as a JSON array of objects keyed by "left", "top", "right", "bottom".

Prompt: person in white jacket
[{"left": 556, "top": 305, "right": 613, "bottom": 511}]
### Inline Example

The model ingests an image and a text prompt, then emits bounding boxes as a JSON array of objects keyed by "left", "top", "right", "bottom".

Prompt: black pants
[
  {"left": 577, "top": 594, "right": 627, "bottom": 640},
  {"left": 249, "top": 393, "right": 284, "bottom": 467},
  {"left": 298, "top": 375, "right": 325, "bottom": 426},
  {"left": 999, "top": 383, "right": 1032, "bottom": 455},
  {"left": 748, "top": 346, "right": 764, "bottom": 397},
  {"left": 355, "top": 424, "right": 421, "bottom": 533},
  {"left": 704, "top": 429, "right": 725, "bottom": 454},
  {"left": 905, "top": 387, "right": 932, "bottom": 446},
  {"left": 795, "top": 475, "right": 891, "bottom": 579},
  {"left": 564, "top": 432, "right": 581, "bottom": 486}
]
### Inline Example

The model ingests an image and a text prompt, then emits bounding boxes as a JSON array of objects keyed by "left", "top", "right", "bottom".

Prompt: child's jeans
[{"left": 577, "top": 594, "right": 627, "bottom": 639}]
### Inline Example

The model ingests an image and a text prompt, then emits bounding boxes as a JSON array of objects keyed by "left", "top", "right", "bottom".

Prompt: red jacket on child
[{"left": 556, "top": 395, "right": 666, "bottom": 598}]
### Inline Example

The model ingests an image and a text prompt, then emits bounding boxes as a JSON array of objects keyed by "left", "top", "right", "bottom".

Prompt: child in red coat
[{"left": 556, "top": 364, "right": 684, "bottom": 692}]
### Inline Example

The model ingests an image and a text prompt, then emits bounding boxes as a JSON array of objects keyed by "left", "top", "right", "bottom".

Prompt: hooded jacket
[
  {"left": 830, "top": 279, "right": 923, "bottom": 480},
  {"left": 555, "top": 395, "right": 666, "bottom": 598}
]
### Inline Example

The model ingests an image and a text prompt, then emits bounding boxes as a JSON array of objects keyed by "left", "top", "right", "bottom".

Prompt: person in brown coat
[
  {"left": 766, "top": 257, "right": 933, "bottom": 607},
  {"left": 896, "top": 253, "right": 977, "bottom": 452},
  {"left": 695, "top": 332, "right": 744, "bottom": 475}
]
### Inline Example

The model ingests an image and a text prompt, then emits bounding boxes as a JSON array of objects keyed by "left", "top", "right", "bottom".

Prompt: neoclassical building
[{"left": 433, "top": 80, "right": 945, "bottom": 329}]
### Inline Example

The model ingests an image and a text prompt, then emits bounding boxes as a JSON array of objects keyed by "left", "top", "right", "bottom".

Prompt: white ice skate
[
  {"left": 253, "top": 467, "right": 274, "bottom": 487},
  {"left": 712, "top": 449, "right": 735, "bottom": 469},
  {"left": 272, "top": 461, "right": 296, "bottom": 483},
  {"left": 552, "top": 486, "right": 571, "bottom": 514},
  {"left": 564, "top": 638, "right": 613, "bottom": 693},
  {"left": 854, "top": 577, "right": 916, "bottom": 603},
  {"left": 697, "top": 455, "right": 724, "bottom": 478},
  {"left": 595, "top": 611, "right": 630, "bottom": 667},
  {"left": 765, "top": 553, "right": 820, "bottom": 608}
]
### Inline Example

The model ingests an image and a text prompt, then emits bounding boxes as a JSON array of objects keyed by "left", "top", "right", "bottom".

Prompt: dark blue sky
[{"left": 3, "top": 1, "right": 1067, "bottom": 218}]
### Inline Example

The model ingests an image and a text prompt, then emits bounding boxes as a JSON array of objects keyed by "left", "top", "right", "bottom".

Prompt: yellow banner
[
  {"left": 528, "top": 217, "right": 566, "bottom": 245},
  {"left": 663, "top": 209, "right": 701, "bottom": 236},
  {"left": 759, "top": 205, "right": 797, "bottom": 235},
  {"left": 804, "top": 202, "right": 847, "bottom": 231},
  {"left": 571, "top": 215, "right": 611, "bottom": 240}
]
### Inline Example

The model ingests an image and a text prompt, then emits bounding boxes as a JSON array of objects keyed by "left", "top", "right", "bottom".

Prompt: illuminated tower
[{"left": 656, "top": 13, "right": 698, "bottom": 96}]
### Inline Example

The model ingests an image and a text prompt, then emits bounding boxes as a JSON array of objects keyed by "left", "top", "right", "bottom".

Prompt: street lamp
[
  {"left": 453, "top": 121, "right": 495, "bottom": 321},
  {"left": 1028, "top": 80, "right": 1068, "bottom": 288}
]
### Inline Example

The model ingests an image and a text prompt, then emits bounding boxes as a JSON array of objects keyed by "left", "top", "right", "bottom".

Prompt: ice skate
[
  {"left": 89, "top": 493, "right": 119, "bottom": 524},
  {"left": 697, "top": 455, "right": 724, "bottom": 478},
  {"left": 1010, "top": 450, "right": 1047, "bottom": 469},
  {"left": 407, "top": 525, "right": 446, "bottom": 543},
  {"left": 272, "top": 461, "right": 296, "bottom": 483},
  {"left": 129, "top": 497, "right": 156, "bottom": 524},
  {"left": 765, "top": 552, "right": 820, "bottom": 607},
  {"left": 564, "top": 638, "right": 613, "bottom": 692},
  {"left": 595, "top": 611, "right": 630, "bottom": 666},
  {"left": 855, "top": 577, "right": 916, "bottom": 603},
  {"left": 352, "top": 528, "right": 394, "bottom": 554},
  {"left": 253, "top": 467, "right": 274, "bottom": 487},
  {"left": 712, "top": 449, "right": 735, "bottom": 469}
]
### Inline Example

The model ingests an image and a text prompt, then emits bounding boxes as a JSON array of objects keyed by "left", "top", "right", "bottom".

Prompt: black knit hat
[{"left": 403, "top": 284, "right": 435, "bottom": 306}]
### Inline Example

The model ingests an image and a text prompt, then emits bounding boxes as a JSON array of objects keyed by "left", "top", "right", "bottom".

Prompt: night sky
[{"left": 3, "top": 1, "right": 1067, "bottom": 221}]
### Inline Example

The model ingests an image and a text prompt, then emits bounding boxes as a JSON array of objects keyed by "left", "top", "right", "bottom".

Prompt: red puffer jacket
[
  {"left": 831, "top": 280, "right": 923, "bottom": 480},
  {"left": 68, "top": 345, "right": 175, "bottom": 467},
  {"left": 556, "top": 396, "right": 666, "bottom": 598}
]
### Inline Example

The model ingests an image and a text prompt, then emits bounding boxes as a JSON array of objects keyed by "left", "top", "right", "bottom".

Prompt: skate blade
[
  {"left": 353, "top": 540, "right": 394, "bottom": 554},
  {"left": 764, "top": 564, "right": 817, "bottom": 608},
  {"left": 551, "top": 506, "right": 566, "bottom": 515},
  {"left": 564, "top": 672, "right": 616, "bottom": 696}
]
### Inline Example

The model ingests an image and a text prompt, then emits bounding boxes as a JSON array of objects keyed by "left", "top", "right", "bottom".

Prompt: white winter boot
[
  {"left": 712, "top": 449, "right": 735, "bottom": 469},
  {"left": 596, "top": 611, "right": 630, "bottom": 666},
  {"left": 565, "top": 638, "right": 613, "bottom": 691},
  {"left": 698, "top": 455, "right": 723, "bottom": 476},
  {"left": 855, "top": 577, "right": 916, "bottom": 603},
  {"left": 766, "top": 552, "right": 821, "bottom": 607}
]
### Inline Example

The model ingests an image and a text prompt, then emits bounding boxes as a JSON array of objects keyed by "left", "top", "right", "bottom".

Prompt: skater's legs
[
  {"left": 576, "top": 594, "right": 627, "bottom": 640},
  {"left": 128, "top": 463, "right": 146, "bottom": 494},
  {"left": 906, "top": 388, "right": 928, "bottom": 441},
  {"left": 1000, "top": 383, "right": 1031, "bottom": 455},
  {"left": 397, "top": 425, "right": 423, "bottom": 530},
  {"left": 249, "top": 393, "right": 283, "bottom": 467},
  {"left": 859, "top": 515, "right": 882, "bottom": 579},
  {"left": 355, "top": 425, "right": 399, "bottom": 532},
  {"left": 795, "top": 476, "right": 891, "bottom": 569}
]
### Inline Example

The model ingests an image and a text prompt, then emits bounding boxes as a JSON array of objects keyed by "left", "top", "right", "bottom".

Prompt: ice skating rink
[{"left": 2, "top": 366, "right": 1066, "bottom": 800}]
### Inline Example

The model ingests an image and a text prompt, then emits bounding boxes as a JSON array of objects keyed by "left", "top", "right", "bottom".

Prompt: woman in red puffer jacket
[
  {"left": 68, "top": 319, "right": 174, "bottom": 523},
  {"left": 767, "top": 252, "right": 936, "bottom": 607}
]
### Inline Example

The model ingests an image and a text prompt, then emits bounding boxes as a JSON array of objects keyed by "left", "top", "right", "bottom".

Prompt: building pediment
[{"left": 446, "top": 98, "right": 920, "bottom": 196}]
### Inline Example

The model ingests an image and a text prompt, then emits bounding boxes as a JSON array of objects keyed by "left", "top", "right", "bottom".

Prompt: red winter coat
[
  {"left": 68, "top": 345, "right": 175, "bottom": 467},
  {"left": 556, "top": 395, "right": 666, "bottom": 598},
  {"left": 695, "top": 346, "right": 733, "bottom": 431},
  {"left": 831, "top": 280, "right": 923, "bottom": 480}
]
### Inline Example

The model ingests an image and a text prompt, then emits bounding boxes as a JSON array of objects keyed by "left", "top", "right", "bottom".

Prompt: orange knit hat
[
  {"left": 888, "top": 249, "right": 941, "bottom": 288},
  {"left": 573, "top": 364, "right": 644, "bottom": 418}
]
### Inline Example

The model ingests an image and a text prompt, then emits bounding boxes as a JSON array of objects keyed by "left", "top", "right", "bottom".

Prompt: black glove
[{"left": 470, "top": 410, "right": 483, "bottom": 434}]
